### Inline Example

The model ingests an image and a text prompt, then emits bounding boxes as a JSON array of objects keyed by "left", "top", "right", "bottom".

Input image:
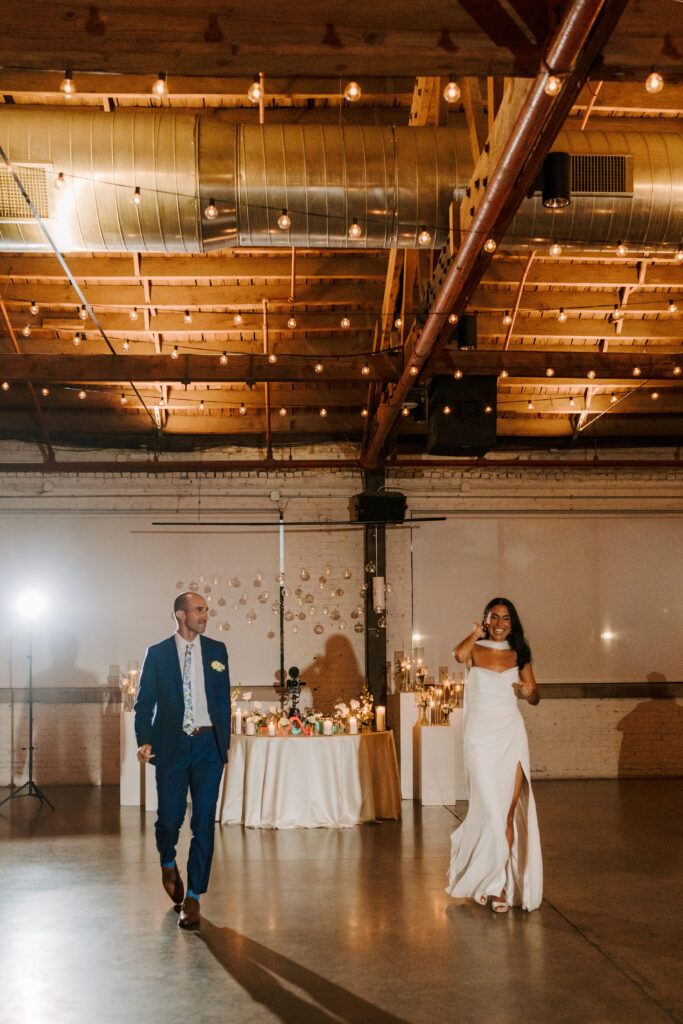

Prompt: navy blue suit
[{"left": 134, "top": 634, "right": 231, "bottom": 895}]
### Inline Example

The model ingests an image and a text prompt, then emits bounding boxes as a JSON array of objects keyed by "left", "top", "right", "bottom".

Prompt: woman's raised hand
[{"left": 471, "top": 621, "right": 486, "bottom": 640}]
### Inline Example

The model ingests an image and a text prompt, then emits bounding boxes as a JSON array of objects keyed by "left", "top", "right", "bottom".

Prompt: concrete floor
[{"left": 0, "top": 780, "right": 681, "bottom": 1024}]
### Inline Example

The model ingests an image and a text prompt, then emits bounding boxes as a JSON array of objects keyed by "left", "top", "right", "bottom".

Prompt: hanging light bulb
[
  {"left": 129, "top": 307, "right": 139, "bottom": 321},
  {"left": 152, "top": 72, "right": 168, "bottom": 97},
  {"left": 443, "top": 405, "right": 451, "bottom": 415},
  {"left": 448, "top": 313, "right": 458, "bottom": 324},
  {"left": 417, "top": 226, "right": 431, "bottom": 246},
  {"left": 616, "top": 241, "right": 628, "bottom": 257},
  {"left": 343, "top": 79, "right": 361, "bottom": 102},
  {"left": 171, "top": 345, "right": 179, "bottom": 359},
  {"left": 340, "top": 316, "right": 351, "bottom": 329},
  {"left": 41, "top": 387, "right": 49, "bottom": 397},
  {"left": 569, "top": 396, "right": 575, "bottom": 408},
  {"left": 675, "top": 248, "right": 683, "bottom": 264},
  {"left": 401, "top": 405, "right": 410, "bottom": 417},
  {"left": 611, "top": 304, "right": 622, "bottom": 321},
  {"left": 632, "top": 366, "right": 642, "bottom": 376},
  {"left": 314, "top": 362, "right": 323, "bottom": 373},
  {"left": 248, "top": 75, "right": 262, "bottom": 103},
  {"left": 268, "top": 353, "right": 277, "bottom": 364},
  {"left": 527, "top": 399, "right": 534, "bottom": 410},
  {"left": 454, "top": 369, "right": 463, "bottom": 379},
  {"left": 502, "top": 311, "right": 512, "bottom": 325},
  {"left": 484, "top": 238, "right": 497, "bottom": 253},
  {"left": 587, "top": 369, "right": 596, "bottom": 379},
  {"left": 361, "top": 407, "right": 368, "bottom": 417},
  {"left": 78, "top": 390, "right": 86, "bottom": 400},
  {"left": 394, "top": 317, "right": 403, "bottom": 329},
  {"left": 279, "top": 406, "right": 287, "bottom": 416},
  {"left": 549, "top": 242, "right": 562, "bottom": 257},
  {"left": 60, "top": 70, "right": 75, "bottom": 97},
  {"left": 122, "top": 339, "right": 130, "bottom": 351},
  {"left": 22, "top": 324, "right": 31, "bottom": 337},
  {"left": 1, "top": 381, "right": 9, "bottom": 391},
  {"left": 409, "top": 365, "right": 419, "bottom": 376},
  {"left": 610, "top": 393, "right": 617, "bottom": 403},
  {"left": 239, "top": 402, "right": 246, "bottom": 415},
  {"left": 348, "top": 218, "right": 362, "bottom": 239},
  {"left": 544, "top": 75, "right": 562, "bottom": 96},
  {"left": 120, "top": 393, "right": 127, "bottom": 405},
  {"left": 558, "top": 308, "right": 568, "bottom": 322},
  {"left": 673, "top": 365, "right": 682, "bottom": 375},
  {"left": 361, "top": 363, "right": 370, "bottom": 375},
  {"left": 484, "top": 405, "right": 493, "bottom": 414},
  {"left": 287, "top": 315, "right": 297, "bottom": 329},
  {"left": 668, "top": 300, "right": 677, "bottom": 314},
  {"left": 54, "top": 172, "right": 66, "bottom": 190},
  {"left": 219, "top": 351, "right": 228, "bottom": 365},
  {"left": 233, "top": 311, "right": 244, "bottom": 326},
  {"left": 650, "top": 390, "right": 660, "bottom": 400},
  {"left": 277, "top": 209, "right": 291, "bottom": 230},
  {"left": 73, "top": 332, "right": 81, "bottom": 346},
  {"left": 132, "top": 187, "right": 142, "bottom": 207},
  {"left": 200, "top": 399, "right": 205, "bottom": 412},
  {"left": 319, "top": 407, "right": 328, "bottom": 417},
  {"left": 30, "top": 300, "right": 38, "bottom": 315},
  {"left": 499, "top": 369, "right": 508, "bottom": 379},
  {"left": 545, "top": 367, "right": 554, "bottom": 377},
  {"left": 204, "top": 198, "right": 218, "bottom": 220},
  {"left": 443, "top": 77, "right": 461, "bottom": 103},
  {"left": 645, "top": 71, "right": 664, "bottom": 94},
  {"left": 79, "top": 303, "right": 88, "bottom": 320},
  {"left": 184, "top": 310, "right": 193, "bottom": 324}
]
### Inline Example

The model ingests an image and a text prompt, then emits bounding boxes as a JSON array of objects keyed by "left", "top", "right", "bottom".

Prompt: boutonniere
[{"left": 211, "top": 660, "right": 226, "bottom": 672}]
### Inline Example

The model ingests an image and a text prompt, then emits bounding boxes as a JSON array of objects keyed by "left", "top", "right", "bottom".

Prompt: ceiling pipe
[{"left": 362, "top": 0, "right": 626, "bottom": 468}]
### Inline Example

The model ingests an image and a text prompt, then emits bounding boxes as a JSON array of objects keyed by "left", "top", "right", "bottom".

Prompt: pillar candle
[
  {"left": 375, "top": 706, "right": 386, "bottom": 732},
  {"left": 245, "top": 717, "right": 255, "bottom": 736},
  {"left": 267, "top": 720, "right": 276, "bottom": 736},
  {"left": 234, "top": 709, "right": 243, "bottom": 735},
  {"left": 349, "top": 716, "right": 358, "bottom": 734},
  {"left": 323, "top": 718, "right": 333, "bottom": 735}
]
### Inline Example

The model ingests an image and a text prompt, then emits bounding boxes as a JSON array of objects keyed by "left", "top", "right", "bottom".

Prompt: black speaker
[
  {"left": 456, "top": 314, "right": 477, "bottom": 351},
  {"left": 350, "top": 491, "right": 407, "bottom": 523},
  {"left": 427, "top": 375, "right": 497, "bottom": 456},
  {"left": 542, "top": 151, "right": 571, "bottom": 209}
]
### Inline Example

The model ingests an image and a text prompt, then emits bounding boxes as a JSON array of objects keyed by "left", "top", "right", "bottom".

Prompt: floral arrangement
[
  {"left": 120, "top": 668, "right": 139, "bottom": 711},
  {"left": 230, "top": 686, "right": 252, "bottom": 708},
  {"left": 413, "top": 688, "right": 430, "bottom": 711},
  {"left": 303, "top": 708, "right": 324, "bottom": 732},
  {"left": 440, "top": 698, "right": 458, "bottom": 722},
  {"left": 249, "top": 701, "right": 282, "bottom": 730},
  {"left": 357, "top": 682, "right": 374, "bottom": 726}
]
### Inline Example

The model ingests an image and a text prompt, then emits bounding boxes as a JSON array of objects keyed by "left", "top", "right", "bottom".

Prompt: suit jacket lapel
[{"left": 200, "top": 635, "right": 214, "bottom": 705}]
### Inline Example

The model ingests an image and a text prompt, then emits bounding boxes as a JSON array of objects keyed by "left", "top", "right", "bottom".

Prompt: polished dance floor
[{"left": 1, "top": 780, "right": 681, "bottom": 1024}]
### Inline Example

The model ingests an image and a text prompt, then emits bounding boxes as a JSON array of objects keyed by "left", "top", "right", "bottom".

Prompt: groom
[{"left": 135, "top": 591, "right": 230, "bottom": 930}]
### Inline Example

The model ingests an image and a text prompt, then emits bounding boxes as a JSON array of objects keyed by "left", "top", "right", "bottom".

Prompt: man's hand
[{"left": 137, "top": 744, "right": 154, "bottom": 763}]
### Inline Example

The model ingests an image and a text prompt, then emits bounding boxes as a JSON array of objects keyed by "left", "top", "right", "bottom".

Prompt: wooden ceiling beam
[
  {"left": 469, "top": 291, "right": 683, "bottom": 315},
  {"left": 482, "top": 260, "right": 683, "bottom": 289},
  {"left": 471, "top": 314, "right": 683, "bottom": 340}
]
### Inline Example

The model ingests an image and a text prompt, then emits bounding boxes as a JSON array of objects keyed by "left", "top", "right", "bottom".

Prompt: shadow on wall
[
  {"left": 299, "top": 635, "right": 364, "bottom": 714},
  {"left": 616, "top": 673, "right": 683, "bottom": 778}
]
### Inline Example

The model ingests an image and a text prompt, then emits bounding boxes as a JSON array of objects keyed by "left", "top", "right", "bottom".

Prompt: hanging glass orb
[
  {"left": 206, "top": 595, "right": 213, "bottom": 603},
  {"left": 209, "top": 608, "right": 217, "bottom": 617},
  {"left": 219, "top": 622, "right": 230, "bottom": 631},
  {"left": 300, "top": 569, "right": 310, "bottom": 581},
  {"left": 354, "top": 622, "right": 364, "bottom": 634},
  {"left": 350, "top": 609, "right": 359, "bottom": 619},
  {"left": 267, "top": 631, "right": 275, "bottom": 639},
  {"left": 246, "top": 611, "right": 257, "bottom": 624},
  {"left": 239, "top": 593, "right": 248, "bottom": 605},
  {"left": 232, "top": 603, "right": 240, "bottom": 612},
  {"left": 330, "top": 609, "right": 341, "bottom": 621},
  {"left": 198, "top": 575, "right": 206, "bottom": 584},
  {"left": 324, "top": 565, "right": 333, "bottom": 577},
  {"left": 285, "top": 610, "right": 295, "bottom": 622},
  {"left": 377, "top": 613, "right": 387, "bottom": 629},
  {"left": 189, "top": 581, "right": 199, "bottom": 591},
  {"left": 365, "top": 561, "right": 376, "bottom": 574},
  {"left": 229, "top": 578, "right": 241, "bottom": 588},
  {"left": 338, "top": 621, "right": 347, "bottom": 630},
  {"left": 297, "top": 612, "right": 306, "bottom": 621},
  {"left": 253, "top": 578, "right": 262, "bottom": 588},
  {"left": 203, "top": 585, "right": 212, "bottom": 594},
  {"left": 297, "top": 598, "right": 304, "bottom": 607},
  {"left": 385, "top": 583, "right": 393, "bottom": 594},
  {"left": 342, "top": 568, "right": 352, "bottom": 579},
  {"left": 283, "top": 588, "right": 291, "bottom": 598},
  {"left": 318, "top": 576, "right": 327, "bottom": 585},
  {"left": 210, "top": 575, "right": 220, "bottom": 585},
  {"left": 276, "top": 572, "right": 285, "bottom": 584},
  {"left": 257, "top": 592, "right": 269, "bottom": 604},
  {"left": 322, "top": 606, "right": 329, "bottom": 616},
  {"left": 360, "top": 583, "right": 368, "bottom": 594},
  {"left": 309, "top": 607, "right": 316, "bottom": 616},
  {"left": 292, "top": 625, "right": 299, "bottom": 634},
  {"left": 304, "top": 594, "right": 314, "bottom": 604},
  {"left": 314, "top": 623, "right": 324, "bottom": 635},
  {"left": 175, "top": 580, "right": 184, "bottom": 590},
  {"left": 255, "top": 571, "right": 264, "bottom": 582},
  {"left": 218, "top": 597, "right": 226, "bottom": 607},
  {"left": 336, "top": 588, "right": 344, "bottom": 597},
  {"left": 271, "top": 602, "right": 280, "bottom": 614},
  {"left": 295, "top": 587, "right": 303, "bottom": 596}
]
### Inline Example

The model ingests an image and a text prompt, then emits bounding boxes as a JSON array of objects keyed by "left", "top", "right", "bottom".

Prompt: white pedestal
[
  {"left": 387, "top": 692, "right": 419, "bottom": 799},
  {"left": 413, "top": 710, "right": 467, "bottom": 805},
  {"left": 120, "top": 711, "right": 145, "bottom": 806}
]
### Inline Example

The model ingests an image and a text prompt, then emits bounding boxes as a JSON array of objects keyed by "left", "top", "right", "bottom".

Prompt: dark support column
[{"left": 363, "top": 470, "right": 387, "bottom": 705}]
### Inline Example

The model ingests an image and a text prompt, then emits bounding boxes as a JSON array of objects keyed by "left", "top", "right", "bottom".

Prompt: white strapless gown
[{"left": 446, "top": 657, "right": 543, "bottom": 911}]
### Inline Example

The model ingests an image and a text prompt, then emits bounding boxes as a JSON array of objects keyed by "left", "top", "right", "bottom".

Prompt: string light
[
  {"left": 610, "top": 393, "right": 617, "bottom": 403},
  {"left": 277, "top": 209, "right": 291, "bottom": 230},
  {"left": 204, "top": 199, "right": 218, "bottom": 220},
  {"left": 184, "top": 310, "right": 193, "bottom": 324},
  {"left": 22, "top": 324, "right": 31, "bottom": 337},
  {"left": 645, "top": 71, "right": 664, "bottom": 94},
  {"left": 120, "top": 393, "right": 127, "bottom": 405},
  {"left": 650, "top": 390, "right": 660, "bottom": 400},
  {"left": 632, "top": 366, "right": 641, "bottom": 376},
  {"left": 417, "top": 226, "right": 431, "bottom": 246},
  {"left": 527, "top": 399, "right": 534, "bottom": 410},
  {"left": 499, "top": 369, "right": 508, "bottom": 379},
  {"left": 558, "top": 308, "right": 567, "bottom": 322},
  {"left": 616, "top": 241, "right": 628, "bottom": 257},
  {"left": 443, "top": 405, "right": 451, "bottom": 415},
  {"left": 54, "top": 172, "right": 66, "bottom": 190},
  {"left": 484, "top": 405, "right": 493, "bottom": 414},
  {"left": 348, "top": 219, "right": 362, "bottom": 239},
  {"left": 409, "top": 365, "right": 419, "bottom": 376},
  {"left": 248, "top": 76, "right": 262, "bottom": 103},
  {"left": 279, "top": 406, "right": 287, "bottom": 416},
  {"left": 171, "top": 345, "right": 179, "bottom": 359},
  {"left": 587, "top": 369, "right": 596, "bottom": 379},
  {"left": 675, "top": 248, "right": 683, "bottom": 264},
  {"left": 132, "top": 187, "right": 142, "bottom": 207},
  {"left": 219, "top": 351, "right": 228, "bottom": 365},
  {"left": 340, "top": 316, "right": 351, "bottom": 329},
  {"left": 544, "top": 76, "right": 562, "bottom": 96},
  {"left": 401, "top": 406, "right": 410, "bottom": 416},
  {"left": 129, "top": 307, "right": 138, "bottom": 321},
  {"left": 668, "top": 300, "right": 677, "bottom": 314},
  {"left": 73, "top": 332, "right": 81, "bottom": 346},
  {"left": 484, "top": 238, "right": 497, "bottom": 253},
  {"left": 448, "top": 313, "right": 458, "bottom": 325},
  {"left": 78, "top": 390, "right": 86, "bottom": 400},
  {"left": 1, "top": 381, "right": 9, "bottom": 391},
  {"left": 549, "top": 242, "right": 562, "bottom": 257},
  {"left": 60, "top": 70, "right": 75, "bottom": 97},
  {"left": 610, "top": 304, "right": 622, "bottom": 321},
  {"left": 502, "top": 311, "right": 512, "bottom": 325},
  {"left": 79, "top": 304, "right": 88, "bottom": 320},
  {"left": 361, "top": 407, "right": 368, "bottom": 417},
  {"left": 454, "top": 369, "right": 463, "bottom": 379},
  {"left": 319, "top": 407, "right": 327, "bottom": 417},
  {"left": 314, "top": 362, "right": 323, "bottom": 373},
  {"left": 30, "top": 301, "right": 38, "bottom": 315},
  {"left": 394, "top": 317, "right": 403, "bottom": 329},
  {"left": 287, "top": 315, "right": 297, "bottom": 329},
  {"left": 122, "top": 339, "right": 130, "bottom": 351},
  {"left": 361, "top": 363, "right": 370, "bottom": 375},
  {"left": 239, "top": 402, "right": 246, "bottom": 415},
  {"left": 268, "top": 353, "right": 277, "bottom": 364},
  {"left": 546, "top": 367, "right": 554, "bottom": 377},
  {"left": 674, "top": 365, "right": 682, "bottom": 375},
  {"left": 569, "top": 396, "right": 575, "bottom": 408},
  {"left": 443, "top": 77, "right": 461, "bottom": 103},
  {"left": 152, "top": 72, "right": 168, "bottom": 97},
  {"left": 200, "top": 400, "right": 205, "bottom": 412},
  {"left": 41, "top": 387, "right": 49, "bottom": 397},
  {"left": 233, "top": 311, "right": 244, "bottom": 326},
  {"left": 343, "top": 80, "right": 361, "bottom": 102}
]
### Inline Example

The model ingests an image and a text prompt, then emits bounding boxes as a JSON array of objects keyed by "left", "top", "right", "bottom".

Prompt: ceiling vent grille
[
  {"left": 0, "top": 164, "right": 49, "bottom": 220},
  {"left": 571, "top": 154, "right": 632, "bottom": 194}
]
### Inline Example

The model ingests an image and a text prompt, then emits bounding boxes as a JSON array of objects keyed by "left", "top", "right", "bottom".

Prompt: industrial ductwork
[{"left": 0, "top": 109, "right": 681, "bottom": 253}]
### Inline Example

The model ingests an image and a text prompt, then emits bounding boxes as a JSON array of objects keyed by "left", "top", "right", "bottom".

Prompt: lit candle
[
  {"left": 323, "top": 718, "right": 333, "bottom": 736},
  {"left": 234, "top": 709, "right": 243, "bottom": 735},
  {"left": 429, "top": 699, "right": 434, "bottom": 726},
  {"left": 375, "top": 706, "right": 386, "bottom": 732},
  {"left": 267, "top": 720, "right": 276, "bottom": 737},
  {"left": 349, "top": 716, "right": 358, "bottom": 734},
  {"left": 245, "top": 717, "right": 255, "bottom": 736}
]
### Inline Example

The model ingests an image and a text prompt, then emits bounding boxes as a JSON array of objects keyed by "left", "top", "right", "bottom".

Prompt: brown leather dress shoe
[
  {"left": 161, "top": 864, "right": 184, "bottom": 905},
  {"left": 178, "top": 895, "right": 200, "bottom": 930}
]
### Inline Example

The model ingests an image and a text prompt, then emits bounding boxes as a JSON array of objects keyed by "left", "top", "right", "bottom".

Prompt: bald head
[{"left": 174, "top": 591, "right": 209, "bottom": 640}]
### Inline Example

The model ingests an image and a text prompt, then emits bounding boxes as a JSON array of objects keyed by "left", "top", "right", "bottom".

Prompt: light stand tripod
[{"left": 0, "top": 628, "right": 54, "bottom": 810}]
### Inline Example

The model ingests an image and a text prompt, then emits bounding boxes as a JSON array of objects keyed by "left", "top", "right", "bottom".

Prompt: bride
[{"left": 446, "top": 598, "right": 543, "bottom": 912}]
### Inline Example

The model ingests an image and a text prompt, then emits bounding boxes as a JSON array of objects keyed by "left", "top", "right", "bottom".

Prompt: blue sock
[
  {"left": 187, "top": 889, "right": 201, "bottom": 902},
  {"left": 162, "top": 861, "right": 175, "bottom": 868}
]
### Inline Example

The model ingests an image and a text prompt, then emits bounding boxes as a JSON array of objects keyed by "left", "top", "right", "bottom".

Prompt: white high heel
[{"left": 490, "top": 896, "right": 508, "bottom": 913}]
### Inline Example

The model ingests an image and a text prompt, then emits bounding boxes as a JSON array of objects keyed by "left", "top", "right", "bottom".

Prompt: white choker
[{"left": 477, "top": 639, "right": 511, "bottom": 649}]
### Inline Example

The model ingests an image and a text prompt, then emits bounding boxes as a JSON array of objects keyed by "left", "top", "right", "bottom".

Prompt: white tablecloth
[{"left": 217, "top": 731, "right": 402, "bottom": 828}]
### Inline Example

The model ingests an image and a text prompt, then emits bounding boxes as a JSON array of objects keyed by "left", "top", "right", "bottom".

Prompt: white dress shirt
[{"left": 174, "top": 633, "right": 212, "bottom": 729}]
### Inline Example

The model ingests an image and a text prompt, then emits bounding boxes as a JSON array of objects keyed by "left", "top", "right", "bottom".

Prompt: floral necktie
[{"left": 182, "top": 644, "right": 195, "bottom": 735}]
